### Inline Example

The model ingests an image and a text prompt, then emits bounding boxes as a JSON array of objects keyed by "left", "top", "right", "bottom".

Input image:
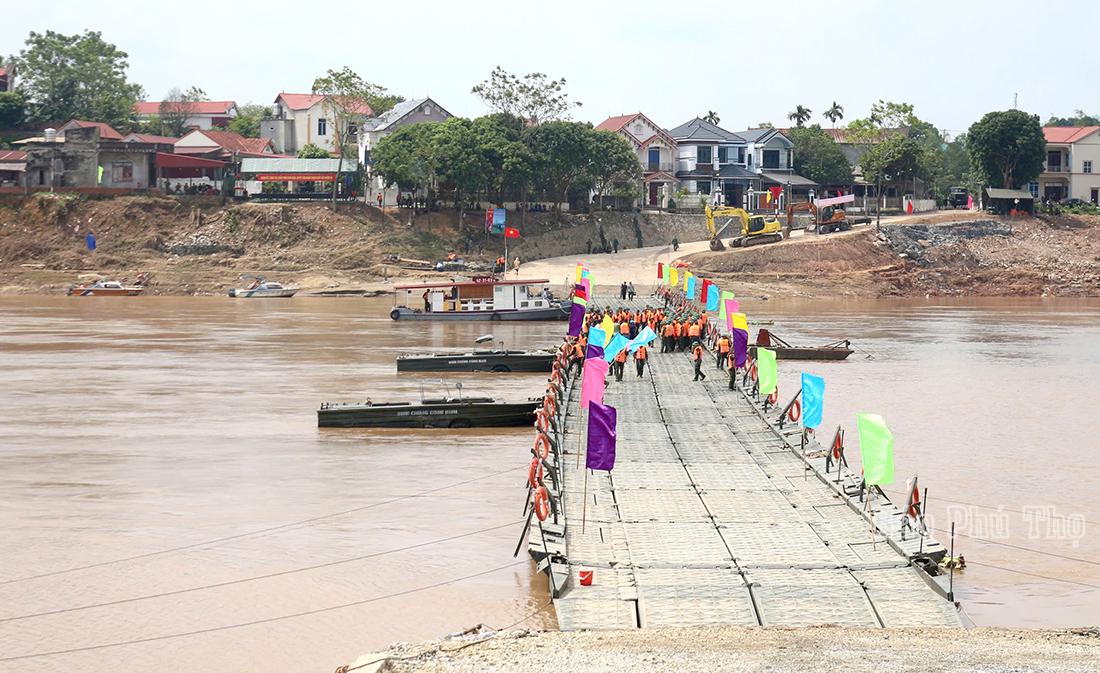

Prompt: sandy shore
[{"left": 344, "top": 626, "right": 1100, "bottom": 673}]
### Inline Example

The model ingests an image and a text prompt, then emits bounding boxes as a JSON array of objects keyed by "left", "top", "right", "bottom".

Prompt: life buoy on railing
[
  {"left": 542, "top": 395, "right": 557, "bottom": 417},
  {"left": 536, "top": 409, "right": 553, "bottom": 435},
  {"left": 528, "top": 457, "right": 543, "bottom": 489},
  {"left": 767, "top": 391, "right": 778, "bottom": 405},
  {"left": 788, "top": 399, "right": 801, "bottom": 423},
  {"left": 534, "top": 432, "right": 551, "bottom": 459},
  {"left": 534, "top": 486, "right": 550, "bottom": 521},
  {"left": 749, "top": 361, "right": 758, "bottom": 381}
]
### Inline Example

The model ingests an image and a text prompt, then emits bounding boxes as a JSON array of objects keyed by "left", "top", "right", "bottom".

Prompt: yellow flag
[
  {"left": 766, "top": 191, "right": 773, "bottom": 203},
  {"left": 670, "top": 267, "right": 678, "bottom": 286},
  {"left": 599, "top": 315, "right": 614, "bottom": 345},
  {"left": 683, "top": 271, "right": 691, "bottom": 291},
  {"left": 575, "top": 264, "right": 583, "bottom": 283}
]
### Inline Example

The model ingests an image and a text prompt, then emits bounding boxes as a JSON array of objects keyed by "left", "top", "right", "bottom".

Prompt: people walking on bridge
[
  {"left": 613, "top": 347, "right": 627, "bottom": 382},
  {"left": 620, "top": 282, "right": 628, "bottom": 300},
  {"left": 692, "top": 340, "right": 707, "bottom": 381},
  {"left": 628, "top": 282, "right": 636, "bottom": 300},
  {"left": 634, "top": 344, "right": 647, "bottom": 377},
  {"left": 716, "top": 334, "right": 731, "bottom": 370}
]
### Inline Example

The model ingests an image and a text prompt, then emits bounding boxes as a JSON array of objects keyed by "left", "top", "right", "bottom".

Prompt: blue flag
[
  {"left": 603, "top": 333, "right": 630, "bottom": 363},
  {"left": 586, "top": 402, "right": 617, "bottom": 471},
  {"left": 627, "top": 326, "right": 657, "bottom": 353},
  {"left": 686, "top": 276, "right": 696, "bottom": 300},
  {"left": 706, "top": 284, "right": 719, "bottom": 311},
  {"left": 801, "top": 373, "right": 824, "bottom": 429}
]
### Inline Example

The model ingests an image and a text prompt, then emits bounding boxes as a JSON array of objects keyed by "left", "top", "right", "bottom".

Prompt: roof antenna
[{"left": 1013, "top": 93, "right": 1018, "bottom": 109}]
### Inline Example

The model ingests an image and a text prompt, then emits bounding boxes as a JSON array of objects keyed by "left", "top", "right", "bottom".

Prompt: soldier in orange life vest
[
  {"left": 619, "top": 321, "right": 630, "bottom": 336},
  {"left": 613, "top": 346, "right": 628, "bottom": 382},
  {"left": 569, "top": 339, "right": 586, "bottom": 378},
  {"left": 692, "top": 340, "right": 707, "bottom": 381},
  {"left": 661, "top": 321, "right": 675, "bottom": 352},
  {"left": 634, "top": 344, "right": 648, "bottom": 377},
  {"left": 716, "top": 334, "right": 731, "bottom": 370}
]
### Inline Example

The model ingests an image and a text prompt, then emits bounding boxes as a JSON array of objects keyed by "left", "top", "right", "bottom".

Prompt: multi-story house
[
  {"left": 133, "top": 101, "right": 239, "bottom": 131},
  {"left": 669, "top": 118, "right": 746, "bottom": 206},
  {"left": 1034, "top": 126, "right": 1100, "bottom": 203},
  {"left": 358, "top": 98, "right": 452, "bottom": 202},
  {"left": 594, "top": 113, "right": 678, "bottom": 207},
  {"left": 261, "top": 94, "right": 374, "bottom": 155}
]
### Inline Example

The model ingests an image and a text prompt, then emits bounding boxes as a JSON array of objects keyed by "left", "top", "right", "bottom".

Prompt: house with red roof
[
  {"left": 133, "top": 100, "right": 238, "bottom": 131},
  {"left": 1037, "top": 126, "right": 1100, "bottom": 203},
  {"left": 0, "top": 64, "right": 14, "bottom": 93},
  {"left": 0, "top": 149, "right": 26, "bottom": 185},
  {"left": 595, "top": 113, "right": 679, "bottom": 207},
  {"left": 174, "top": 128, "right": 276, "bottom": 161},
  {"left": 58, "top": 120, "right": 124, "bottom": 141},
  {"left": 261, "top": 93, "right": 374, "bottom": 155}
]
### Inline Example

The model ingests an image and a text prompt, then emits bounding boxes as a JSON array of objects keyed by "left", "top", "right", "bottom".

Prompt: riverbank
[
  {"left": 1, "top": 193, "right": 1099, "bottom": 297},
  {"left": 346, "top": 626, "right": 1100, "bottom": 673}
]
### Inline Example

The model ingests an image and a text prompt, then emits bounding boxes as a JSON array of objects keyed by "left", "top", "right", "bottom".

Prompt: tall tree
[
  {"left": 526, "top": 121, "right": 595, "bottom": 211},
  {"left": 159, "top": 86, "right": 208, "bottom": 137},
  {"left": 823, "top": 101, "right": 844, "bottom": 129},
  {"left": 226, "top": 102, "right": 272, "bottom": 138},
  {"left": 312, "top": 66, "right": 402, "bottom": 210},
  {"left": 787, "top": 105, "right": 812, "bottom": 127},
  {"left": 786, "top": 124, "right": 853, "bottom": 185},
  {"left": 967, "top": 110, "right": 1046, "bottom": 189},
  {"left": 0, "top": 92, "right": 25, "bottom": 131},
  {"left": 703, "top": 111, "right": 721, "bottom": 125},
  {"left": 13, "top": 30, "right": 145, "bottom": 128},
  {"left": 587, "top": 129, "right": 642, "bottom": 211},
  {"left": 471, "top": 66, "right": 581, "bottom": 125},
  {"left": 860, "top": 136, "right": 931, "bottom": 198},
  {"left": 434, "top": 117, "right": 488, "bottom": 217}
]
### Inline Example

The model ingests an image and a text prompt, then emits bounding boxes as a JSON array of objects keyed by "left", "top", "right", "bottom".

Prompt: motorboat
[
  {"left": 390, "top": 277, "right": 568, "bottom": 321},
  {"left": 227, "top": 275, "right": 299, "bottom": 298},
  {"left": 396, "top": 335, "right": 555, "bottom": 373},
  {"left": 750, "top": 329, "right": 853, "bottom": 361},
  {"left": 68, "top": 273, "right": 153, "bottom": 296},
  {"left": 318, "top": 380, "right": 541, "bottom": 428}
]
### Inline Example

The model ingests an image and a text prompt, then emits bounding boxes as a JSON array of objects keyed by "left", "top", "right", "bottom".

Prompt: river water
[{"left": 0, "top": 295, "right": 1096, "bottom": 672}]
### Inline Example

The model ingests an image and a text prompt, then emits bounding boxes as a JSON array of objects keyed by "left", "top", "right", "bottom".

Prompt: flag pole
[{"left": 581, "top": 465, "right": 589, "bottom": 534}]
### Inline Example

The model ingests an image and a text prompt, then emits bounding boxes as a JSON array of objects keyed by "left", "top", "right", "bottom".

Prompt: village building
[
  {"left": 1034, "top": 126, "right": 1100, "bottom": 203},
  {"left": 261, "top": 94, "right": 374, "bottom": 155},
  {"left": 0, "top": 64, "right": 15, "bottom": 92},
  {"left": 173, "top": 129, "right": 277, "bottom": 161},
  {"left": 58, "top": 120, "right": 124, "bottom": 141},
  {"left": 18, "top": 126, "right": 172, "bottom": 190},
  {"left": 133, "top": 101, "right": 238, "bottom": 131},
  {"left": 0, "top": 149, "right": 26, "bottom": 186},
  {"left": 358, "top": 98, "right": 452, "bottom": 204},
  {"left": 594, "top": 113, "right": 679, "bottom": 208}
]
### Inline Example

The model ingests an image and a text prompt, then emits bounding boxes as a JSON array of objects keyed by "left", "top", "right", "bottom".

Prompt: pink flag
[
  {"left": 724, "top": 299, "right": 739, "bottom": 331},
  {"left": 581, "top": 277, "right": 591, "bottom": 297},
  {"left": 580, "top": 358, "right": 609, "bottom": 409}
]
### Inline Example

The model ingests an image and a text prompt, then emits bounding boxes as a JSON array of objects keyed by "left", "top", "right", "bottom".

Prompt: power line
[
  {"left": 0, "top": 465, "right": 524, "bottom": 587},
  {"left": 930, "top": 526, "right": 1100, "bottom": 568},
  {"left": 0, "top": 560, "right": 528, "bottom": 663},
  {"left": 0, "top": 519, "right": 523, "bottom": 624}
]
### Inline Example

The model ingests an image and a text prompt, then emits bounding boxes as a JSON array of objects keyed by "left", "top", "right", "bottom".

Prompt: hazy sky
[{"left": 5, "top": 0, "right": 1099, "bottom": 136}]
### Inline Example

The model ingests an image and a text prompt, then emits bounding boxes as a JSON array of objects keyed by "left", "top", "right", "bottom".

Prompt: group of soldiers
[{"left": 565, "top": 288, "right": 747, "bottom": 387}]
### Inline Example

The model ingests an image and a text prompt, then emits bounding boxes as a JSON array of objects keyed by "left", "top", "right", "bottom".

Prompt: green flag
[
  {"left": 97, "top": 166, "right": 104, "bottom": 184},
  {"left": 857, "top": 413, "right": 894, "bottom": 485},
  {"left": 757, "top": 347, "right": 777, "bottom": 395},
  {"left": 718, "top": 291, "right": 735, "bottom": 320}
]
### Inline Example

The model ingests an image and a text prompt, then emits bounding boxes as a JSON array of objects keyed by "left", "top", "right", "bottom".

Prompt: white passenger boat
[
  {"left": 227, "top": 275, "right": 299, "bottom": 298},
  {"left": 390, "top": 277, "right": 568, "bottom": 321}
]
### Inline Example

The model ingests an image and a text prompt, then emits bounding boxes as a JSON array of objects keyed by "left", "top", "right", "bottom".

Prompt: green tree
[
  {"left": 787, "top": 105, "right": 812, "bottom": 127},
  {"left": 860, "top": 136, "right": 930, "bottom": 198},
  {"left": 1046, "top": 110, "right": 1100, "bottom": 127},
  {"left": 823, "top": 101, "right": 844, "bottom": 129},
  {"left": 159, "top": 86, "right": 208, "bottom": 137},
  {"left": 757, "top": 121, "right": 775, "bottom": 129},
  {"left": 371, "top": 122, "right": 444, "bottom": 213},
  {"left": 471, "top": 66, "right": 581, "bottom": 125},
  {"left": 786, "top": 124, "right": 853, "bottom": 185},
  {"left": 312, "top": 66, "right": 402, "bottom": 210},
  {"left": 526, "top": 121, "right": 596, "bottom": 211},
  {"left": 703, "top": 111, "right": 720, "bottom": 125},
  {"left": 12, "top": 30, "right": 145, "bottom": 128},
  {"left": 297, "top": 143, "right": 332, "bottom": 158},
  {"left": 434, "top": 117, "right": 488, "bottom": 216},
  {"left": 587, "top": 129, "right": 642, "bottom": 210},
  {"left": 0, "top": 92, "right": 25, "bottom": 130},
  {"left": 226, "top": 103, "right": 272, "bottom": 138},
  {"left": 967, "top": 109, "right": 1046, "bottom": 189}
]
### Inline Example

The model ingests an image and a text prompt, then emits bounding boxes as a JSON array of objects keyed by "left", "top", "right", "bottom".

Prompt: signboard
[
  {"left": 814, "top": 194, "right": 856, "bottom": 208},
  {"left": 471, "top": 275, "right": 496, "bottom": 284},
  {"left": 256, "top": 173, "right": 336, "bottom": 182},
  {"left": 485, "top": 208, "right": 506, "bottom": 233}
]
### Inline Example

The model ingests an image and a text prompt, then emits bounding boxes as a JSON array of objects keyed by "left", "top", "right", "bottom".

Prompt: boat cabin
[{"left": 395, "top": 277, "right": 554, "bottom": 314}]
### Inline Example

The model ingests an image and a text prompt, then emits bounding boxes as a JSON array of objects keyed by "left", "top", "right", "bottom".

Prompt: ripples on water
[{"left": 0, "top": 296, "right": 1097, "bottom": 672}]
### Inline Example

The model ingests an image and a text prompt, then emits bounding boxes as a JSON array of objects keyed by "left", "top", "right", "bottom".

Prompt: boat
[
  {"left": 390, "top": 277, "right": 568, "bottom": 321},
  {"left": 396, "top": 335, "right": 555, "bottom": 373},
  {"left": 227, "top": 275, "right": 299, "bottom": 298},
  {"left": 67, "top": 273, "right": 153, "bottom": 296},
  {"left": 317, "top": 381, "right": 542, "bottom": 428},
  {"left": 750, "top": 329, "right": 853, "bottom": 361}
]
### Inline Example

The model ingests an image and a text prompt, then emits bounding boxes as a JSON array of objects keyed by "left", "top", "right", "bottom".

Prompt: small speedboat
[
  {"left": 396, "top": 335, "right": 555, "bottom": 373},
  {"left": 68, "top": 278, "right": 148, "bottom": 296},
  {"left": 318, "top": 381, "right": 541, "bottom": 428},
  {"left": 228, "top": 275, "right": 299, "bottom": 298}
]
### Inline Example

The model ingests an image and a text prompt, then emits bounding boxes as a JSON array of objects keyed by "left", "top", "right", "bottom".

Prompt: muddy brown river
[{"left": 0, "top": 295, "right": 1097, "bottom": 672}]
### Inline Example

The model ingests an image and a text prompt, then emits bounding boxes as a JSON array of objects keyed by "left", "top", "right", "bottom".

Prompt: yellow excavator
[{"left": 705, "top": 205, "right": 785, "bottom": 250}]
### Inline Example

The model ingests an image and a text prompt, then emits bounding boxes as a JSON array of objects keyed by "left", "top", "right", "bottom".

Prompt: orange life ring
[
  {"left": 542, "top": 395, "right": 557, "bottom": 416},
  {"left": 534, "top": 432, "right": 551, "bottom": 459},
  {"left": 528, "top": 457, "right": 543, "bottom": 489},
  {"left": 536, "top": 410, "right": 552, "bottom": 434},
  {"left": 534, "top": 486, "right": 550, "bottom": 521},
  {"left": 788, "top": 399, "right": 801, "bottom": 422},
  {"left": 749, "top": 362, "right": 758, "bottom": 381},
  {"left": 767, "top": 391, "right": 778, "bottom": 405}
]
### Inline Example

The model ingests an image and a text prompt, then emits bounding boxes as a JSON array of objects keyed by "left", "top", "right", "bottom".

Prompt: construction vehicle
[
  {"left": 704, "top": 205, "right": 785, "bottom": 249},
  {"left": 785, "top": 198, "right": 872, "bottom": 236}
]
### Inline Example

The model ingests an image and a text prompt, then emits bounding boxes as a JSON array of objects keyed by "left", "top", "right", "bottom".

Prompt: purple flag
[
  {"left": 732, "top": 328, "right": 749, "bottom": 368},
  {"left": 568, "top": 301, "right": 586, "bottom": 336},
  {"left": 586, "top": 402, "right": 617, "bottom": 471},
  {"left": 585, "top": 343, "right": 604, "bottom": 361},
  {"left": 580, "top": 358, "right": 608, "bottom": 409}
]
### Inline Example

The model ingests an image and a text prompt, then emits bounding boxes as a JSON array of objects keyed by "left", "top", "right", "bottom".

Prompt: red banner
[{"left": 255, "top": 173, "right": 336, "bottom": 182}]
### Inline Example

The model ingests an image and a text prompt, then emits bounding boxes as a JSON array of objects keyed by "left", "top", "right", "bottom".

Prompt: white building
[
  {"left": 261, "top": 94, "right": 375, "bottom": 155},
  {"left": 133, "top": 101, "right": 238, "bottom": 131},
  {"left": 594, "top": 113, "right": 679, "bottom": 207},
  {"left": 358, "top": 98, "right": 453, "bottom": 201},
  {"left": 1035, "top": 126, "right": 1100, "bottom": 203}
]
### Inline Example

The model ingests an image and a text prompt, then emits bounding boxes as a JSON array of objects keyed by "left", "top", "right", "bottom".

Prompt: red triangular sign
[{"left": 906, "top": 200, "right": 914, "bottom": 214}]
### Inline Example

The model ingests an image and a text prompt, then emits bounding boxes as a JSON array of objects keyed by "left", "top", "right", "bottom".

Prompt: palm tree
[
  {"left": 703, "top": 111, "right": 720, "bottom": 125},
  {"left": 787, "top": 105, "right": 812, "bottom": 127},
  {"left": 823, "top": 101, "right": 845, "bottom": 130}
]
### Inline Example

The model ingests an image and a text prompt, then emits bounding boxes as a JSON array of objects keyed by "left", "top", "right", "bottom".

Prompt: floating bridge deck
[{"left": 528, "top": 297, "right": 961, "bottom": 630}]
